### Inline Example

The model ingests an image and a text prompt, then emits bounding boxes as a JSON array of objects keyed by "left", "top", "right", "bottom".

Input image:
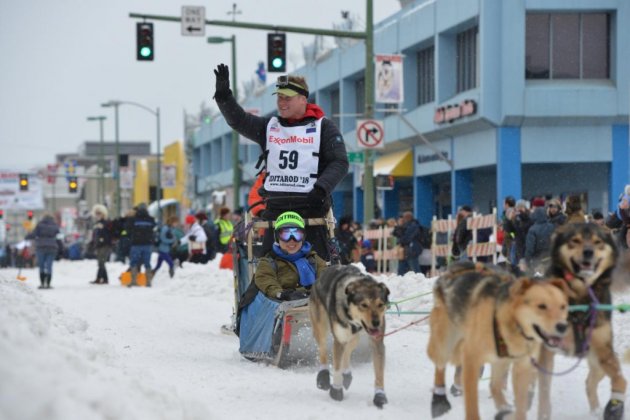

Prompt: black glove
[
  {"left": 213, "top": 63, "right": 231, "bottom": 101},
  {"left": 189, "top": 235, "right": 196, "bottom": 242},
  {"left": 307, "top": 186, "right": 327, "bottom": 207}
]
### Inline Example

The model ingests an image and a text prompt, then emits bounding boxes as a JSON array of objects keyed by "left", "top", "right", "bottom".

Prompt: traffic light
[
  {"left": 27, "top": 210, "right": 33, "bottom": 221},
  {"left": 0, "top": 209, "right": 3, "bottom": 219},
  {"left": 68, "top": 176, "right": 78, "bottom": 193},
  {"left": 136, "top": 22, "right": 154, "bottom": 61},
  {"left": 267, "top": 33, "right": 286, "bottom": 72},
  {"left": 18, "top": 173, "right": 29, "bottom": 191}
]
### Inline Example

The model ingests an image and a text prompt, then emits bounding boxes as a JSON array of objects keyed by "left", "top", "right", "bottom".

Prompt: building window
[
  {"left": 355, "top": 78, "right": 365, "bottom": 115},
  {"left": 417, "top": 45, "right": 435, "bottom": 105},
  {"left": 456, "top": 27, "right": 478, "bottom": 93},
  {"left": 525, "top": 13, "right": 610, "bottom": 80}
]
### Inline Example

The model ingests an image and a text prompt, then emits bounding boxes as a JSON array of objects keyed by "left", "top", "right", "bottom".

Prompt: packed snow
[{"left": 1, "top": 257, "right": 630, "bottom": 420}]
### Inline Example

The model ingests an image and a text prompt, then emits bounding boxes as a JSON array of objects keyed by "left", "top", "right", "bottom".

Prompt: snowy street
[{"left": 2, "top": 259, "right": 630, "bottom": 420}]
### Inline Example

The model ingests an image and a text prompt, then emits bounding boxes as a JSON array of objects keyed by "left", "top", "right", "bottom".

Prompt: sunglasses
[
  {"left": 277, "top": 227, "right": 305, "bottom": 242},
  {"left": 276, "top": 76, "right": 309, "bottom": 97}
]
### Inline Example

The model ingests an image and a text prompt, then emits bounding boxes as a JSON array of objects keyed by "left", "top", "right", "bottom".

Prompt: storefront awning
[{"left": 373, "top": 150, "right": 413, "bottom": 177}]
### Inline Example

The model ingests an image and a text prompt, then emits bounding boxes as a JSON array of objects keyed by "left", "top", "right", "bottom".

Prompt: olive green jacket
[{"left": 254, "top": 250, "right": 327, "bottom": 299}]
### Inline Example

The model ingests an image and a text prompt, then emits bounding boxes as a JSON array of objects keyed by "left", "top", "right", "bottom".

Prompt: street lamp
[
  {"left": 207, "top": 35, "right": 241, "bottom": 211},
  {"left": 101, "top": 100, "right": 161, "bottom": 223},
  {"left": 87, "top": 115, "right": 107, "bottom": 204}
]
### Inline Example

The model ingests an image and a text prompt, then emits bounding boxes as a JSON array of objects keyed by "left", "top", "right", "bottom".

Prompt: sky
[
  {"left": 3, "top": 257, "right": 630, "bottom": 419},
  {"left": 0, "top": 0, "right": 402, "bottom": 172}
]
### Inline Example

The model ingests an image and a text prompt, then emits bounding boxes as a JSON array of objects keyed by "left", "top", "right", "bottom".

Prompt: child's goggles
[{"left": 277, "top": 227, "right": 305, "bottom": 242}]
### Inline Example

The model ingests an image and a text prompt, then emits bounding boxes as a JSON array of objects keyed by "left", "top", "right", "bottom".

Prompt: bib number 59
[{"left": 278, "top": 150, "right": 298, "bottom": 169}]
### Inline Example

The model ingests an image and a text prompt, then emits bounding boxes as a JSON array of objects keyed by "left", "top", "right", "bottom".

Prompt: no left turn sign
[{"left": 356, "top": 119, "right": 384, "bottom": 149}]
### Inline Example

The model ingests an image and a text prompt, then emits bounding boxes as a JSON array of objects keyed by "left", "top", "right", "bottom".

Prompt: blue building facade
[{"left": 194, "top": 0, "right": 630, "bottom": 225}]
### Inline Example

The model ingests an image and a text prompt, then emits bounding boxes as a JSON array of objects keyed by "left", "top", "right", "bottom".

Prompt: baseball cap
[
  {"left": 275, "top": 211, "right": 305, "bottom": 230},
  {"left": 273, "top": 75, "right": 309, "bottom": 98}
]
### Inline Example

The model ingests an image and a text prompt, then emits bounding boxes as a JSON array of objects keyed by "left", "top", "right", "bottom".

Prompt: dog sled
[{"left": 229, "top": 201, "right": 338, "bottom": 368}]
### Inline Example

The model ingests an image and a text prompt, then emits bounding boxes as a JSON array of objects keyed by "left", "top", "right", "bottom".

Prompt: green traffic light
[
  {"left": 140, "top": 47, "right": 153, "bottom": 58},
  {"left": 272, "top": 57, "right": 284, "bottom": 69}
]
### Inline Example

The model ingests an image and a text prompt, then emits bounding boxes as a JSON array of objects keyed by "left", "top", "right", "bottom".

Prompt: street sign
[
  {"left": 181, "top": 6, "right": 205, "bottom": 36},
  {"left": 347, "top": 152, "right": 365, "bottom": 164},
  {"left": 356, "top": 119, "right": 385, "bottom": 149}
]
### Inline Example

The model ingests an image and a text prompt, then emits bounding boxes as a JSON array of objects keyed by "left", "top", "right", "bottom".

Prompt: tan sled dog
[
  {"left": 427, "top": 262, "right": 569, "bottom": 420},
  {"left": 309, "top": 265, "right": 390, "bottom": 408},
  {"left": 537, "top": 223, "right": 625, "bottom": 420}
]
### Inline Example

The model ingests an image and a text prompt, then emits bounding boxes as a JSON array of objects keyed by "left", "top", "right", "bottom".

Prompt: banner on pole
[{"left": 375, "top": 54, "right": 404, "bottom": 104}]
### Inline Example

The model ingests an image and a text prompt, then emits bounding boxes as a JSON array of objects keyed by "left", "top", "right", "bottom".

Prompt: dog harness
[
  {"left": 493, "top": 312, "right": 534, "bottom": 359},
  {"left": 561, "top": 269, "right": 611, "bottom": 357}
]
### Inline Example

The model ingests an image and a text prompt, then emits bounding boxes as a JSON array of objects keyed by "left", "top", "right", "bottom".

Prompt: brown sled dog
[
  {"left": 309, "top": 265, "right": 390, "bottom": 408},
  {"left": 427, "top": 262, "right": 569, "bottom": 420},
  {"left": 537, "top": 223, "right": 625, "bottom": 420}
]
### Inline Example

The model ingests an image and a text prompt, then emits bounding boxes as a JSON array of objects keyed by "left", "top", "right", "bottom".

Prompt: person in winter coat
[
  {"left": 214, "top": 207, "right": 233, "bottom": 254},
  {"left": 182, "top": 213, "right": 208, "bottom": 264},
  {"left": 152, "top": 216, "right": 179, "bottom": 278},
  {"left": 360, "top": 239, "right": 377, "bottom": 274},
  {"left": 25, "top": 214, "right": 60, "bottom": 289},
  {"left": 125, "top": 203, "right": 156, "bottom": 287},
  {"left": 546, "top": 198, "right": 566, "bottom": 227},
  {"left": 213, "top": 64, "right": 349, "bottom": 261},
  {"left": 394, "top": 211, "right": 423, "bottom": 275},
  {"left": 253, "top": 211, "right": 327, "bottom": 300},
  {"left": 335, "top": 215, "right": 359, "bottom": 265},
  {"left": 505, "top": 200, "right": 533, "bottom": 274},
  {"left": 90, "top": 204, "right": 113, "bottom": 285},
  {"left": 524, "top": 205, "right": 555, "bottom": 276},
  {"left": 565, "top": 195, "right": 587, "bottom": 224},
  {"left": 451, "top": 206, "right": 473, "bottom": 262}
]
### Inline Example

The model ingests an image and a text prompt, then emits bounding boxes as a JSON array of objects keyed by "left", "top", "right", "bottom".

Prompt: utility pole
[
  {"left": 87, "top": 115, "right": 107, "bottom": 204},
  {"left": 130, "top": 1, "right": 375, "bottom": 221}
]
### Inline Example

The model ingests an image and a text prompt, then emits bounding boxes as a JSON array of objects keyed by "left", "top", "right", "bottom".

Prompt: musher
[{"left": 212, "top": 64, "right": 349, "bottom": 261}]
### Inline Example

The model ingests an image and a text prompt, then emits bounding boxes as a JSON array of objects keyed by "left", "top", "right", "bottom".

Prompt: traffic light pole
[{"left": 130, "top": 0, "right": 376, "bottom": 222}]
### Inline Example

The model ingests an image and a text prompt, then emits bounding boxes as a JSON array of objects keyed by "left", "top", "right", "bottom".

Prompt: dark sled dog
[
  {"left": 427, "top": 262, "right": 569, "bottom": 420},
  {"left": 537, "top": 223, "right": 626, "bottom": 420},
  {"left": 309, "top": 265, "right": 390, "bottom": 408}
]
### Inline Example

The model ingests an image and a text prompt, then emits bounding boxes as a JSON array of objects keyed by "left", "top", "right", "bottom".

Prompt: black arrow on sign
[
  {"left": 364, "top": 127, "right": 380, "bottom": 144},
  {"left": 187, "top": 26, "right": 202, "bottom": 33}
]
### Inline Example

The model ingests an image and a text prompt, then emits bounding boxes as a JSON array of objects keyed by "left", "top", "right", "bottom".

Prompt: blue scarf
[{"left": 272, "top": 242, "right": 316, "bottom": 287}]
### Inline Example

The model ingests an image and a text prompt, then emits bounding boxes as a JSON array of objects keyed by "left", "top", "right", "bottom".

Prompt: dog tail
[{"left": 611, "top": 251, "right": 630, "bottom": 293}]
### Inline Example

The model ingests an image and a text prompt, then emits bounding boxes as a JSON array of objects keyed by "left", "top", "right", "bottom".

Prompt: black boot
[
  {"left": 45, "top": 274, "right": 52, "bottom": 289},
  {"left": 102, "top": 271, "right": 108, "bottom": 284},
  {"left": 38, "top": 272, "right": 46, "bottom": 289}
]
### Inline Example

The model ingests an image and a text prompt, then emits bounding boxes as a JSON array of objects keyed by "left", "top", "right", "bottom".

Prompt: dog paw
[
  {"left": 316, "top": 369, "right": 331, "bottom": 390},
  {"left": 342, "top": 372, "right": 352, "bottom": 390},
  {"left": 329, "top": 386, "right": 343, "bottom": 401},
  {"left": 373, "top": 391, "right": 387, "bottom": 408},
  {"left": 494, "top": 408, "right": 513, "bottom": 420},
  {"left": 603, "top": 399, "right": 624, "bottom": 420},
  {"left": 431, "top": 393, "right": 451, "bottom": 418},
  {"left": 449, "top": 384, "right": 462, "bottom": 397}
]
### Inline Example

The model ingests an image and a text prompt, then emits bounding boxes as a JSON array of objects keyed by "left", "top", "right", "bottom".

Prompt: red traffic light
[{"left": 27, "top": 210, "right": 33, "bottom": 220}]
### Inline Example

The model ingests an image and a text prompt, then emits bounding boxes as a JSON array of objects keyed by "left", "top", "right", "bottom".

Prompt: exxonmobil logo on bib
[{"left": 268, "top": 135, "right": 314, "bottom": 145}]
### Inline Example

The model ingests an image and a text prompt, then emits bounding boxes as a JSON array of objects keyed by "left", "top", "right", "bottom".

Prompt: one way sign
[{"left": 181, "top": 6, "right": 205, "bottom": 36}]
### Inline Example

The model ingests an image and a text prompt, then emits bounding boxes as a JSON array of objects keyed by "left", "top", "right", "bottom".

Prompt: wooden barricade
[
  {"left": 430, "top": 208, "right": 499, "bottom": 275},
  {"left": 430, "top": 216, "right": 456, "bottom": 277},
  {"left": 466, "top": 208, "right": 498, "bottom": 264},
  {"left": 365, "top": 226, "right": 398, "bottom": 274}
]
